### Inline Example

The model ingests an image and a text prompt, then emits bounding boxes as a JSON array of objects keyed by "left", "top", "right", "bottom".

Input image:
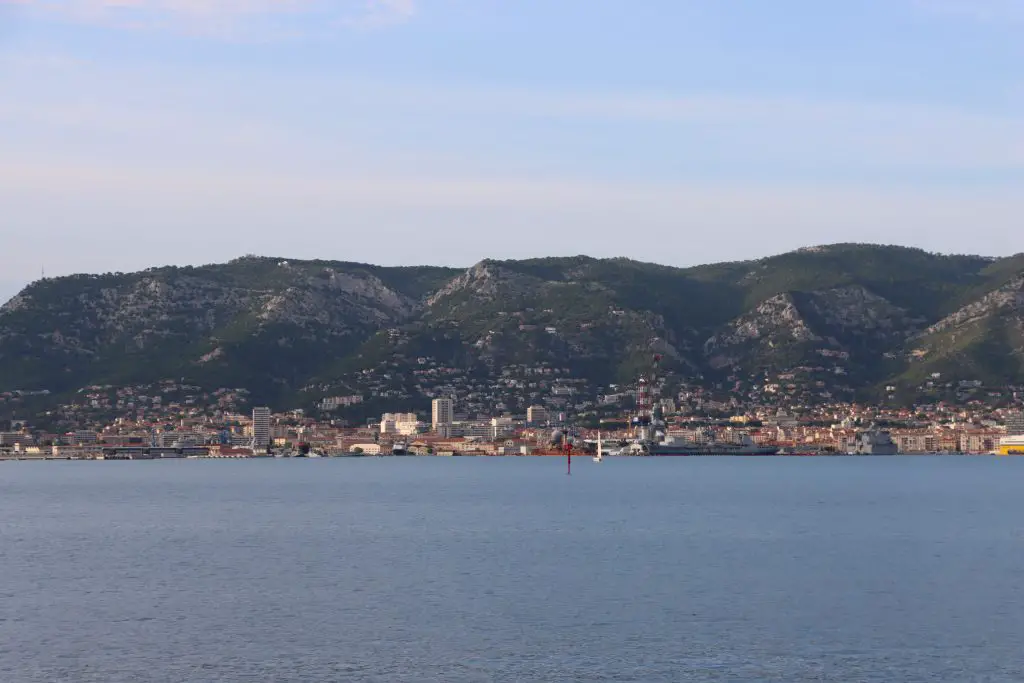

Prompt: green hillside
[{"left": 2, "top": 245, "right": 1022, "bottom": 418}]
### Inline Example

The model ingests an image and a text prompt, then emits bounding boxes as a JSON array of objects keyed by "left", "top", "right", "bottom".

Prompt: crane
[{"left": 631, "top": 353, "right": 663, "bottom": 441}]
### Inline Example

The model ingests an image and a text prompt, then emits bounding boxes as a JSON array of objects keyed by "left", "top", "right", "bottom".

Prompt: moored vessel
[
  {"left": 849, "top": 427, "right": 899, "bottom": 455},
  {"left": 625, "top": 435, "right": 779, "bottom": 456},
  {"left": 997, "top": 435, "right": 1024, "bottom": 455}
]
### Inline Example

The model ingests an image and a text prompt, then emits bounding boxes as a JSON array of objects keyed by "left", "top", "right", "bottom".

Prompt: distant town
[{"left": 3, "top": 369, "right": 1024, "bottom": 459}]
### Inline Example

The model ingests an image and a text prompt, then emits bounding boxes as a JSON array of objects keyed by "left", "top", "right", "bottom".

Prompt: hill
[
  {"left": 2, "top": 245, "right": 1022, "bottom": 423},
  {"left": 0, "top": 257, "right": 458, "bottom": 406}
]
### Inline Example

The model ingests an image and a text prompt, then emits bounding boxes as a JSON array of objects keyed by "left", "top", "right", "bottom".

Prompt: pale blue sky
[{"left": 1, "top": 0, "right": 1022, "bottom": 302}]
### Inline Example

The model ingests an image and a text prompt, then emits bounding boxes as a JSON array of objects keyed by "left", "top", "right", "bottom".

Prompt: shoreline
[{"left": 1, "top": 453, "right": 1014, "bottom": 461}]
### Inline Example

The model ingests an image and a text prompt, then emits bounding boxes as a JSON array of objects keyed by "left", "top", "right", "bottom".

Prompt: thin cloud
[
  {"left": 3, "top": 0, "right": 418, "bottom": 36},
  {"left": 353, "top": 0, "right": 415, "bottom": 27},
  {"left": 3, "top": 54, "right": 1021, "bottom": 172},
  {"left": 913, "top": 0, "right": 1024, "bottom": 23}
]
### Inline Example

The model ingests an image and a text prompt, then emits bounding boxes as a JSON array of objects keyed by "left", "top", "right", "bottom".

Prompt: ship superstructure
[
  {"left": 849, "top": 426, "right": 899, "bottom": 455},
  {"left": 997, "top": 435, "right": 1024, "bottom": 455}
]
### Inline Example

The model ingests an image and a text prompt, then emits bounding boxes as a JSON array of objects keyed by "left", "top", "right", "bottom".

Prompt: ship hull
[
  {"left": 997, "top": 437, "right": 1024, "bottom": 455},
  {"left": 650, "top": 447, "right": 780, "bottom": 456}
]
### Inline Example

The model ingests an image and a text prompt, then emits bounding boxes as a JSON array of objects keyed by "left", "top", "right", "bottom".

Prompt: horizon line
[{"left": 5, "top": 241, "right": 1020, "bottom": 299}]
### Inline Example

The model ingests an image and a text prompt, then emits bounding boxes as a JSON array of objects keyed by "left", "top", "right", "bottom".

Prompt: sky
[{"left": 0, "top": 0, "right": 1022, "bottom": 302}]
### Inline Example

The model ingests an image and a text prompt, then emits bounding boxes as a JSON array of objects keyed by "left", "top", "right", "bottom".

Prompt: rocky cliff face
[
  {"left": 806, "top": 285, "right": 920, "bottom": 335},
  {"left": 424, "top": 261, "right": 551, "bottom": 316},
  {"left": 899, "top": 275, "right": 1024, "bottom": 383},
  {"left": 0, "top": 258, "right": 447, "bottom": 396},
  {"left": 918, "top": 276, "right": 1024, "bottom": 339},
  {"left": 702, "top": 285, "right": 921, "bottom": 373},
  {"left": 2, "top": 268, "right": 415, "bottom": 351},
  {"left": 704, "top": 293, "right": 820, "bottom": 370}
]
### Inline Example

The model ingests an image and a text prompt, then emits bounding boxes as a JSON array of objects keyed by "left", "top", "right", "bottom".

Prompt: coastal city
[
  {"left": 4, "top": 3, "right": 1024, "bottom": 682},
  {"left": 3, "top": 370, "right": 1024, "bottom": 459}
]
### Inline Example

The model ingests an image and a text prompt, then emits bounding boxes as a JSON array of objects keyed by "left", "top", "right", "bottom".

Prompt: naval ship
[
  {"left": 848, "top": 427, "right": 899, "bottom": 455},
  {"left": 626, "top": 434, "right": 780, "bottom": 456},
  {"left": 621, "top": 360, "right": 779, "bottom": 456}
]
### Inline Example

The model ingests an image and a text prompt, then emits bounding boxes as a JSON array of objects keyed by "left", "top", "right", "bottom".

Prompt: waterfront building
[
  {"left": 252, "top": 407, "right": 271, "bottom": 448},
  {"left": 73, "top": 430, "right": 99, "bottom": 446},
  {"left": 491, "top": 416, "right": 516, "bottom": 439},
  {"left": 381, "top": 412, "right": 419, "bottom": 435},
  {"left": 395, "top": 419, "right": 424, "bottom": 436},
  {"left": 156, "top": 431, "right": 201, "bottom": 448},
  {"left": 526, "top": 405, "right": 549, "bottom": 425},
  {"left": 432, "top": 398, "right": 454, "bottom": 434},
  {"left": 958, "top": 430, "right": 1001, "bottom": 454},
  {"left": 894, "top": 432, "right": 932, "bottom": 454},
  {"left": 0, "top": 432, "right": 27, "bottom": 446}
]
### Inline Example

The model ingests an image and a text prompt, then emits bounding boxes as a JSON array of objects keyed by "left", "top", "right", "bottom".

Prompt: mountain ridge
[{"left": 3, "top": 244, "right": 1023, "bottom": 422}]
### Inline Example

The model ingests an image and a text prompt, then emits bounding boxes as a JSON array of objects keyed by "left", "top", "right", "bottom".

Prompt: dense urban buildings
[
  {"left": 3, "top": 346, "right": 1024, "bottom": 460},
  {"left": 3, "top": 380, "right": 1024, "bottom": 459}
]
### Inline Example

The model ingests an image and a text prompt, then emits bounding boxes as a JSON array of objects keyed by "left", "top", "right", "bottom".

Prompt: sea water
[{"left": 1, "top": 457, "right": 1022, "bottom": 682}]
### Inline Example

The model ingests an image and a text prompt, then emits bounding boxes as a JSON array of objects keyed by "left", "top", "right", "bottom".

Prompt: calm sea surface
[{"left": 2, "top": 457, "right": 1023, "bottom": 682}]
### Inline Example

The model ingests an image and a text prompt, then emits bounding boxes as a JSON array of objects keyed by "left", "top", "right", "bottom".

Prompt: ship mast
[{"left": 631, "top": 353, "right": 662, "bottom": 442}]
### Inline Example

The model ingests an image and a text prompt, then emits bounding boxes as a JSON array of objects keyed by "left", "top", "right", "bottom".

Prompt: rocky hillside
[
  {"left": 2, "top": 244, "right": 1023, "bottom": 414},
  {"left": 901, "top": 269, "right": 1024, "bottom": 386},
  {"left": 0, "top": 257, "right": 458, "bottom": 403}
]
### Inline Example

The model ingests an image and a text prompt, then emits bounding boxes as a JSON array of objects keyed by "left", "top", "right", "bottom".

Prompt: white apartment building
[
  {"left": 432, "top": 398, "right": 454, "bottom": 433},
  {"left": 396, "top": 420, "right": 424, "bottom": 436},
  {"left": 381, "top": 413, "right": 422, "bottom": 436}
]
